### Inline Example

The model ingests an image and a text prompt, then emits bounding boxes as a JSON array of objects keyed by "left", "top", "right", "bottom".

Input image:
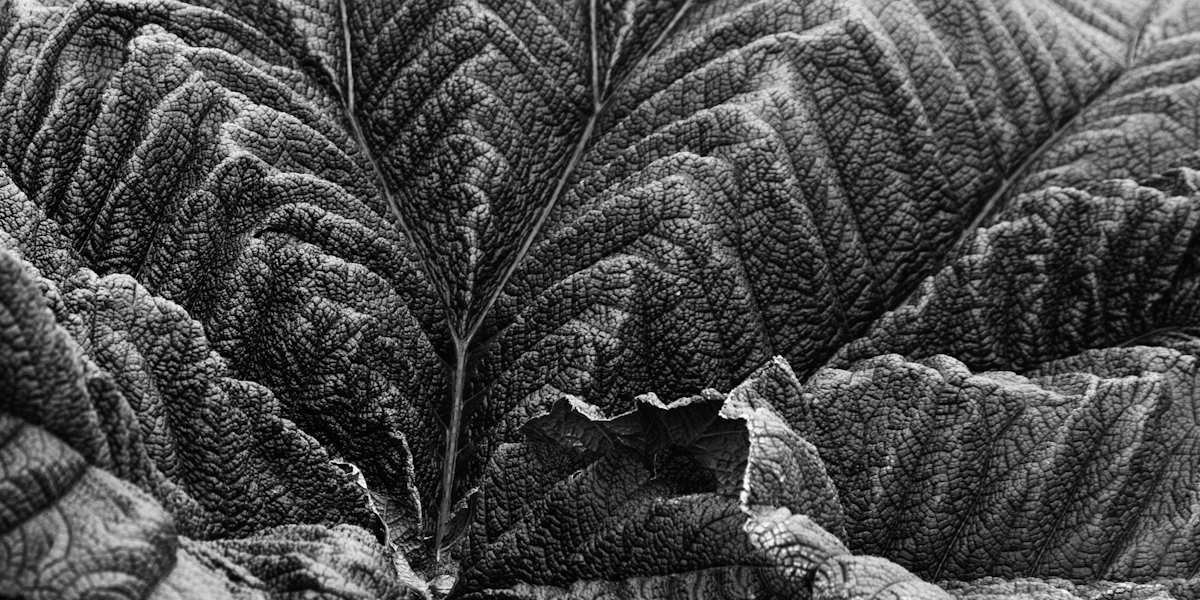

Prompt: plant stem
[{"left": 434, "top": 342, "right": 468, "bottom": 560}]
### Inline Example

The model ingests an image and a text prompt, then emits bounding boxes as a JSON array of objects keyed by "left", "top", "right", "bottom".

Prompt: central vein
[{"left": 333, "top": 0, "right": 696, "bottom": 563}]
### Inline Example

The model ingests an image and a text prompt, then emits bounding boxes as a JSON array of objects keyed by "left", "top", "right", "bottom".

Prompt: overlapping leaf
[
  {"left": 456, "top": 359, "right": 947, "bottom": 599},
  {"left": 0, "top": 230, "right": 419, "bottom": 597},
  {"left": 0, "top": 173, "right": 374, "bottom": 537},
  {"left": 829, "top": 0, "right": 1200, "bottom": 372},
  {"left": 0, "top": 0, "right": 446, "bottom": 515},
  {"left": 3, "top": 0, "right": 1200, "bottom": 597},
  {"left": 0, "top": 409, "right": 414, "bottom": 599},
  {"left": 792, "top": 3, "right": 1200, "bottom": 592},
  {"left": 942, "top": 577, "right": 1200, "bottom": 599},
  {"left": 799, "top": 348, "right": 1200, "bottom": 583},
  {"left": 467, "top": 0, "right": 1154, "bottom": 501},
  {"left": 829, "top": 176, "right": 1200, "bottom": 372},
  {"left": 1010, "top": 0, "right": 1200, "bottom": 198}
]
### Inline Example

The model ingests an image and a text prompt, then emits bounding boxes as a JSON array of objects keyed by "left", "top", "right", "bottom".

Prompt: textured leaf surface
[
  {"left": 0, "top": 0, "right": 446, "bottom": 507},
  {"left": 798, "top": 348, "right": 1200, "bottom": 582},
  {"left": 830, "top": 175, "right": 1200, "bottom": 372},
  {"left": 3, "top": 0, "right": 1200, "bottom": 597},
  {"left": 1011, "top": 0, "right": 1200, "bottom": 198},
  {"left": 0, "top": 408, "right": 414, "bottom": 599},
  {"left": 941, "top": 577, "right": 1200, "bottom": 599},
  {"left": 0, "top": 193, "right": 372, "bottom": 538},
  {"left": 0, "top": 194, "right": 418, "bottom": 596},
  {"left": 0, "top": 411, "right": 414, "bottom": 599},
  {"left": 457, "top": 360, "right": 945, "bottom": 599}
]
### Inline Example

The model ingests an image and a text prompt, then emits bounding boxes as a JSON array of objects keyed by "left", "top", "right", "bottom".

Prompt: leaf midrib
[{"left": 332, "top": 0, "right": 696, "bottom": 561}]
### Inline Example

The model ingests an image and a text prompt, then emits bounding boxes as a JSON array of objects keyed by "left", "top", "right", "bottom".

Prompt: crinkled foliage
[{"left": 4, "top": 0, "right": 1200, "bottom": 598}]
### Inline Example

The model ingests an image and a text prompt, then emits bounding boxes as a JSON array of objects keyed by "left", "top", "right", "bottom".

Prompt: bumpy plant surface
[{"left": 5, "top": 0, "right": 1200, "bottom": 598}]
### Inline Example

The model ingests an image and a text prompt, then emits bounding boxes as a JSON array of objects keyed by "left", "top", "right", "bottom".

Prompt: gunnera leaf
[
  {"left": 0, "top": 0, "right": 1150, "bottom": 539},
  {"left": 0, "top": 409, "right": 415, "bottom": 599},
  {"left": 0, "top": 198, "right": 423, "bottom": 597},
  {"left": 454, "top": 358, "right": 947, "bottom": 599},
  {"left": 5, "top": 0, "right": 1200, "bottom": 597},
  {"left": 0, "top": 0, "right": 446, "bottom": 524},
  {"left": 0, "top": 206, "right": 375, "bottom": 539},
  {"left": 829, "top": 175, "right": 1200, "bottom": 372},
  {"left": 796, "top": 346, "right": 1200, "bottom": 584}
]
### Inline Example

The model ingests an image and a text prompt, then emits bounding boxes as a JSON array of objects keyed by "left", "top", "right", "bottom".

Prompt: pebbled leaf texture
[
  {"left": 801, "top": 348, "right": 1200, "bottom": 582},
  {"left": 457, "top": 360, "right": 944, "bottom": 599},
  {"left": 4, "top": 0, "right": 1200, "bottom": 596},
  {"left": 0, "top": 238, "right": 419, "bottom": 598}
]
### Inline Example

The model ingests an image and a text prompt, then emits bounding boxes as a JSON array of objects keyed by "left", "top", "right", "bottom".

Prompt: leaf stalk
[{"left": 433, "top": 343, "right": 469, "bottom": 560}]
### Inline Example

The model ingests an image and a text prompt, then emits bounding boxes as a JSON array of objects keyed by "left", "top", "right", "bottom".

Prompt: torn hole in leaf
[
  {"left": 519, "top": 389, "right": 751, "bottom": 496},
  {"left": 452, "top": 358, "right": 949, "bottom": 598}
]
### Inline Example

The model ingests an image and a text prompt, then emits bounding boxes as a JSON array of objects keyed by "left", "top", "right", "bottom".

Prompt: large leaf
[
  {"left": 0, "top": 185, "right": 378, "bottom": 538},
  {"left": 801, "top": 348, "right": 1200, "bottom": 583},
  {"left": 456, "top": 359, "right": 946, "bottom": 599},
  {"left": 4, "top": 0, "right": 1200, "bottom": 597},
  {"left": 0, "top": 0, "right": 445, "bottom": 522},
  {"left": 829, "top": 173, "right": 1200, "bottom": 372},
  {"left": 0, "top": 237, "right": 420, "bottom": 598},
  {"left": 0, "top": 412, "right": 415, "bottom": 599}
]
